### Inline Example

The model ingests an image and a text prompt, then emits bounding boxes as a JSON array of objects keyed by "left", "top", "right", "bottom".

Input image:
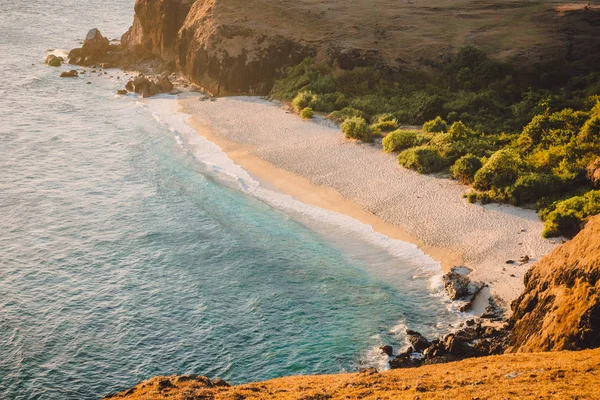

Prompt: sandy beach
[{"left": 179, "top": 95, "right": 559, "bottom": 306}]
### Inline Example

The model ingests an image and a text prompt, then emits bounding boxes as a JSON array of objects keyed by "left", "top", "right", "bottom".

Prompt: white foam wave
[{"left": 137, "top": 95, "right": 444, "bottom": 285}]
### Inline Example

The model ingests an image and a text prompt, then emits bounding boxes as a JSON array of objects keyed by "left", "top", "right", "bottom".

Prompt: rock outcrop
[
  {"left": 69, "top": 28, "right": 110, "bottom": 66},
  {"left": 45, "top": 54, "right": 63, "bottom": 67},
  {"left": 389, "top": 322, "right": 507, "bottom": 369},
  {"left": 507, "top": 215, "right": 600, "bottom": 352},
  {"left": 442, "top": 266, "right": 486, "bottom": 312}
]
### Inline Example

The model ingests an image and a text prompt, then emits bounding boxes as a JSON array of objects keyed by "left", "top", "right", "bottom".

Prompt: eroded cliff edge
[{"left": 112, "top": 0, "right": 600, "bottom": 95}]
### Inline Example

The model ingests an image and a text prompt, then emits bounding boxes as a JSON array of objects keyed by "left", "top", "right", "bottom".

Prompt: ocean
[{"left": 0, "top": 1, "right": 460, "bottom": 398}]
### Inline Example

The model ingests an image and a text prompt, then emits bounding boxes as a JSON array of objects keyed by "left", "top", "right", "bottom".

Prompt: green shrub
[
  {"left": 541, "top": 190, "right": 600, "bottom": 237},
  {"left": 473, "top": 149, "right": 522, "bottom": 190},
  {"left": 447, "top": 111, "right": 460, "bottom": 123},
  {"left": 327, "top": 107, "right": 364, "bottom": 124},
  {"left": 371, "top": 120, "right": 399, "bottom": 134},
  {"left": 448, "top": 121, "right": 473, "bottom": 140},
  {"left": 382, "top": 130, "right": 419, "bottom": 153},
  {"left": 508, "top": 173, "right": 560, "bottom": 205},
  {"left": 465, "top": 191, "right": 478, "bottom": 203},
  {"left": 423, "top": 116, "right": 448, "bottom": 133},
  {"left": 292, "top": 91, "right": 315, "bottom": 112},
  {"left": 579, "top": 115, "right": 600, "bottom": 143},
  {"left": 300, "top": 107, "right": 314, "bottom": 119},
  {"left": 341, "top": 117, "right": 373, "bottom": 142},
  {"left": 398, "top": 146, "right": 447, "bottom": 174},
  {"left": 451, "top": 154, "right": 482, "bottom": 183}
]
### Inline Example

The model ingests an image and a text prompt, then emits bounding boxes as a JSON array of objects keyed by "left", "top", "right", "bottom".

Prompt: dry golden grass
[{"left": 105, "top": 348, "right": 600, "bottom": 399}]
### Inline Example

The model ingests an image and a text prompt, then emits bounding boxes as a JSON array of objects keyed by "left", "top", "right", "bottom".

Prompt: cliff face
[
  {"left": 119, "top": 0, "right": 600, "bottom": 96},
  {"left": 508, "top": 215, "right": 600, "bottom": 352},
  {"left": 122, "top": 0, "right": 195, "bottom": 65}
]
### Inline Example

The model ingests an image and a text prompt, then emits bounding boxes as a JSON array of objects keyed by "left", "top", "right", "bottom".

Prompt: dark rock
[
  {"left": 158, "top": 73, "right": 174, "bottom": 93},
  {"left": 156, "top": 378, "right": 175, "bottom": 391},
  {"left": 68, "top": 48, "right": 83, "bottom": 64},
  {"left": 45, "top": 54, "right": 63, "bottom": 67},
  {"left": 82, "top": 28, "right": 110, "bottom": 63},
  {"left": 210, "top": 378, "right": 231, "bottom": 387},
  {"left": 117, "top": 90, "right": 128, "bottom": 95},
  {"left": 481, "top": 296, "right": 506, "bottom": 320},
  {"left": 132, "top": 76, "right": 151, "bottom": 94},
  {"left": 60, "top": 70, "right": 78, "bottom": 78},
  {"left": 442, "top": 266, "right": 486, "bottom": 311},
  {"left": 358, "top": 367, "right": 378, "bottom": 375},
  {"left": 380, "top": 345, "right": 393, "bottom": 356},
  {"left": 442, "top": 267, "right": 472, "bottom": 300},
  {"left": 175, "top": 375, "right": 212, "bottom": 386},
  {"left": 505, "top": 260, "right": 516, "bottom": 264},
  {"left": 148, "top": 82, "right": 161, "bottom": 97},
  {"left": 379, "top": 345, "right": 394, "bottom": 357},
  {"left": 406, "top": 330, "right": 431, "bottom": 352}
]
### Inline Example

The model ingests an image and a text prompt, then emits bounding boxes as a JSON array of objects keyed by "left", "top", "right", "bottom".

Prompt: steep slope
[
  {"left": 104, "top": 349, "right": 600, "bottom": 399},
  {"left": 507, "top": 215, "right": 600, "bottom": 352},
  {"left": 119, "top": 0, "right": 600, "bottom": 95}
]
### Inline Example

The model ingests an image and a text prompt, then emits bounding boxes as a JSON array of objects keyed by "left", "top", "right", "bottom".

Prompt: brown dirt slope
[
  {"left": 123, "top": 0, "right": 600, "bottom": 95},
  {"left": 508, "top": 215, "right": 600, "bottom": 352},
  {"left": 105, "top": 348, "right": 600, "bottom": 399}
]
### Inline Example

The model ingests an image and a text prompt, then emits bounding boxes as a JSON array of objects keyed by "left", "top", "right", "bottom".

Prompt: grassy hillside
[{"left": 105, "top": 348, "right": 600, "bottom": 399}]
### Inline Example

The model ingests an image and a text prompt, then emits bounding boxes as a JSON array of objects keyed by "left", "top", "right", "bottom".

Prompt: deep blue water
[{"left": 0, "top": 1, "right": 459, "bottom": 399}]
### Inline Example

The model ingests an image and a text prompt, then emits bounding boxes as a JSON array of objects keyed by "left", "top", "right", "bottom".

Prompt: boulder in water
[
  {"left": 45, "top": 54, "right": 63, "bottom": 67},
  {"left": 406, "top": 329, "right": 431, "bottom": 352},
  {"left": 60, "top": 70, "right": 79, "bottom": 78},
  {"left": 379, "top": 345, "right": 393, "bottom": 356}
]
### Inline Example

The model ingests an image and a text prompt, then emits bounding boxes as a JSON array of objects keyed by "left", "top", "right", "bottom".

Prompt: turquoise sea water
[{"left": 0, "top": 1, "right": 460, "bottom": 399}]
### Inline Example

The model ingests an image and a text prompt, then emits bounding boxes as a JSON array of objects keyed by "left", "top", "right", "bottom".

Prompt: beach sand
[{"left": 179, "top": 95, "right": 559, "bottom": 306}]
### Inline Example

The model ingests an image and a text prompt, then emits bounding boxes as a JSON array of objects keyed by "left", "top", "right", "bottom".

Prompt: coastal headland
[{"left": 53, "top": 0, "right": 600, "bottom": 396}]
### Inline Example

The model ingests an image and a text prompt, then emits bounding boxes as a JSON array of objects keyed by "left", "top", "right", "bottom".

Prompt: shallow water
[{"left": 0, "top": 1, "right": 460, "bottom": 399}]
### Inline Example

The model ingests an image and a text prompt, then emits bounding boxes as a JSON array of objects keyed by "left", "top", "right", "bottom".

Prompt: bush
[
  {"left": 300, "top": 107, "right": 314, "bottom": 119},
  {"left": 473, "top": 149, "right": 522, "bottom": 190},
  {"left": 328, "top": 107, "right": 364, "bottom": 124},
  {"left": 423, "top": 116, "right": 448, "bottom": 133},
  {"left": 292, "top": 91, "right": 315, "bottom": 112},
  {"left": 398, "top": 146, "right": 447, "bottom": 174},
  {"left": 451, "top": 154, "right": 482, "bottom": 183},
  {"left": 541, "top": 190, "right": 600, "bottom": 237},
  {"left": 465, "top": 191, "right": 478, "bottom": 203},
  {"left": 382, "top": 130, "right": 419, "bottom": 153},
  {"left": 341, "top": 117, "right": 373, "bottom": 142},
  {"left": 448, "top": 121, "right": 473, "bottom": 140},
  {"left": 508, "top": 173, "right": 560, "bottom": 205},
  {"left": 579, "top": 115, "right": 600, "bottom": 144},
  {"left": 371, "top": 120, "right": 399, "bottom": 134}
]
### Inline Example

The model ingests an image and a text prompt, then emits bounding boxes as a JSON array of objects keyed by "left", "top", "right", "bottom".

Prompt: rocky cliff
[
  {"left": 114, "top": 0, "right": 600, "bottom": 95},
  {"left": 507, "top": 215, "right": 600, "bottom": 352}
]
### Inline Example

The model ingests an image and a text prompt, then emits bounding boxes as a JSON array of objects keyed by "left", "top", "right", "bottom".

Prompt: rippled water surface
[{"left": 0, "top": 1, "right": 460, "bottom": 399}]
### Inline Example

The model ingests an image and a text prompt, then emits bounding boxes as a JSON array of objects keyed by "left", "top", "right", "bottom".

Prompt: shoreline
[
  {"left": 177, "top": 95, "right": 559, "bottom": 306},
  {"left": 184, "top": 116, "right": 465, "bottom": 275}
]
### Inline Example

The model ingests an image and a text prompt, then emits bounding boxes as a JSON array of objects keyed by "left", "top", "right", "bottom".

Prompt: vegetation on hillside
[{"left": 271, "top": 47, "right": 600, "bottom": 238}]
